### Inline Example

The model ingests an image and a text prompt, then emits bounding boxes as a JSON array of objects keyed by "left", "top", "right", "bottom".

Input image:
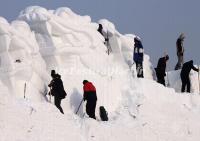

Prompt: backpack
[{"left": 99, "top": 106, "right": 108, "bottom": 121}]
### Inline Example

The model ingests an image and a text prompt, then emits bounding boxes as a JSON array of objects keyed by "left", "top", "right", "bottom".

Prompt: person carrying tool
[{"left": 82, "top": 80, "right": 97, "bottom": 119}]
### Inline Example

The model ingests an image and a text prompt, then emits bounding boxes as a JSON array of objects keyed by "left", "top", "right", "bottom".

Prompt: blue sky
[{"left": 0, "top": 0, "right": 199, "bottom": 69}]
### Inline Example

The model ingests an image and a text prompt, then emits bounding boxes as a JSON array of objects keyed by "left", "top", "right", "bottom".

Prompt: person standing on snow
[
  {"left": 97, "top": 24, "right": 112, "bottom": 54},
  {"left": 155, "top": 55, "right": 169, "bottom": 86},
  {"left": 83, "top": 80, "right": 97, "bottom": 119},
  {"left": 180, "top": 60, "right": 199, "bottom": 93},
  {"left": 133, "top": 37, "right": 144, "bottom": 78},
  {"left": 175, "top": 33, "right": 185, "bottom": 70},
  {"left": 48, "top": 70, "right": 66, "bottom": 114}
]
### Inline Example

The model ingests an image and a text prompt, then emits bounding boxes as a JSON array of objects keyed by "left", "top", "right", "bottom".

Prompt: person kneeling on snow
[
  {"left": 48, "top": 70, "right": 66, "bottom": 114},
  {"left": 155, "top": 55, "right": 169, "bottom": 86},
  {"left": 180, "top": 60, "right": 199, "bottom": 93},
  {"left": 83, "top": 80, "right": 97, "bottom": 119}
]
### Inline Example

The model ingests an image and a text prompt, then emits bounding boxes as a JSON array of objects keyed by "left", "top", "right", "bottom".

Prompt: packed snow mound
[
  {"left": 0, "top": 93, "right": 83, "bottom": 141},
  {"left": 131, "top": 79, "right": 200, "bottom": 141},
  {"left": 0, "top": 17, "right": 48, "bottom": 101},
  {"left": 1, "top": 78, "right": 200, "bottom": 141}
]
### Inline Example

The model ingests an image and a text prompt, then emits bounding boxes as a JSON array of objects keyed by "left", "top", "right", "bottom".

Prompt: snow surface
[{"left": 0, "top": 6, "right": 200, "bottom": 141}]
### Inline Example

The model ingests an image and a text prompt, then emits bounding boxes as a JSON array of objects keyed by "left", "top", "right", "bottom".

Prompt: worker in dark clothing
[
  {"left": 97, "top": 24, "right": 112, "bottom": 55},
  {"left": 180, "top": 60, "right": 199, "bottom": 93},
  {"left": 155, "top": 55, "right": 169, "bottom": 86},
  {"left": 133, "top": 37, "right": 144, "bottom": 78},
  {"left": 83, "top": 80, "right": 97, "bottom": 119},
  {"left": 97, "top": 24, "right": 104, "bottom": 36},
  {"left": 48, "top": 70, "right": 66, "bottom": 114},
  {"left": 97, "top": 24, "right": 109, "bottom": 43},
  {"left": 175, "top": 33, "right": 185, "bottom": 70}
]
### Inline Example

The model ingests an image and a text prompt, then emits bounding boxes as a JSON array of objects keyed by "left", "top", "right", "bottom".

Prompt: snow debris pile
[{"left": 0, "top": 6, "right": 200, "bottom": 141}]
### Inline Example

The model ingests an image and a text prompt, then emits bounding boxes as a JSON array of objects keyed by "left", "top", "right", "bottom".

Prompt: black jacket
[
  {"left": 181, "top": 61, "right": 198, "bottom": 76},
  {"left": 155, "top": 57, "right": 167, "bottom": 77},
  {"left": 49, "top": 74, "right": 66, "bottom": 98},
  {"left": 133, "top": 40, "right": 144, "bottom": 63}
]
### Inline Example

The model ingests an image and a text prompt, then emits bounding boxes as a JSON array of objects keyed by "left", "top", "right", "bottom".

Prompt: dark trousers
[
  {"left": 86, "top": 100, "right": 97, "bottom": 119},
  {"left": 136, "top": 62, "right": 144, "bottom": 78},
  {"left": 181, "top": 75, "right": 190, "bottom": 93},
  {"left": 157, "top": 77, "right": 165, "bottom": 86},
  {"left": 175, "top": 55, "right": 183, "bottom": 70},
  {"left": 54, "top": 96, "right": 64, "bottom": 114},
  {"left": 156, "top": 70, "right": 165, "bottom": 86}
]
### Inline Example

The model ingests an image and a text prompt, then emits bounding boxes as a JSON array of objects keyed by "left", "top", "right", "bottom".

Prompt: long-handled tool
[
  {"left": 76, "top": 99, "right": 84, "bottom": 114},
  {"left": 24, "top": 83, "right": 26, "bottom": 99},
  {"left": 49, "top": 87, "right": 52, "bottom": 103}
]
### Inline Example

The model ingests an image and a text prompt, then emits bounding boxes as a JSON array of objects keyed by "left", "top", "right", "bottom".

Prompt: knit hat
[
  {"left": 51, "top": 70, "right": 56, "bottom": 77},
  {"left": 83, "top": 80, "right": 89, "bottom": 84}
]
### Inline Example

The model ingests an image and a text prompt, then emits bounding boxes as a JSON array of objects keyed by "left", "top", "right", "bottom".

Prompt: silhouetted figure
[
  {"left": 48, "top": 70, "right": 66, "bottom": 114},
  {"left": 133, "top": 37, "right": 144, "bottom": 78},
  {"left": 97, "top": 24, "right": 111, "bottom": 54},
  {"left": 97, "top": 24, "right": 103, "bottom": 36},
  {"left": 97, "top": 24, "right": 108, "bottom": 42},
  {"left": 180, "top": 60, "right": 199, "bottom": 93},
  {"left": 175, "top": 33, "right": 185, "bottom": 70},
  {"left": 83, "top": 80, "right": 97, "bottom": 119},
  {"left": 155, "top": 55, "right": 169, "bottom": 86}
]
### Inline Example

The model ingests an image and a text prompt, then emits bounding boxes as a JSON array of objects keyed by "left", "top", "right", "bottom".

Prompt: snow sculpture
[{"left": 0, "top": 17, "right": 48, "bottom": 101}]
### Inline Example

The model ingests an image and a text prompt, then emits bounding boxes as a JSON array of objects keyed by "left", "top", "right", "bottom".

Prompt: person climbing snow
[
  {"left": 133, "top": 36, "right": 144, "bottom": 78},
  {"left": 175, "top": 33, "right": 185, "bottom": 70},
  {"left": 155, "top": 55, "right": 169, "bottom": 86},
  {"left": 83, "top": 80, "right": 97, "bottom": 119},
  {"left": 48, "top": 70, "right": 66, "bottom": 114},
  {"left": 97, "top": 23, "right": 112, "bottom": 55},
  {"left": 180, "top": 60, "right": 199, "bottom": 93}
]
